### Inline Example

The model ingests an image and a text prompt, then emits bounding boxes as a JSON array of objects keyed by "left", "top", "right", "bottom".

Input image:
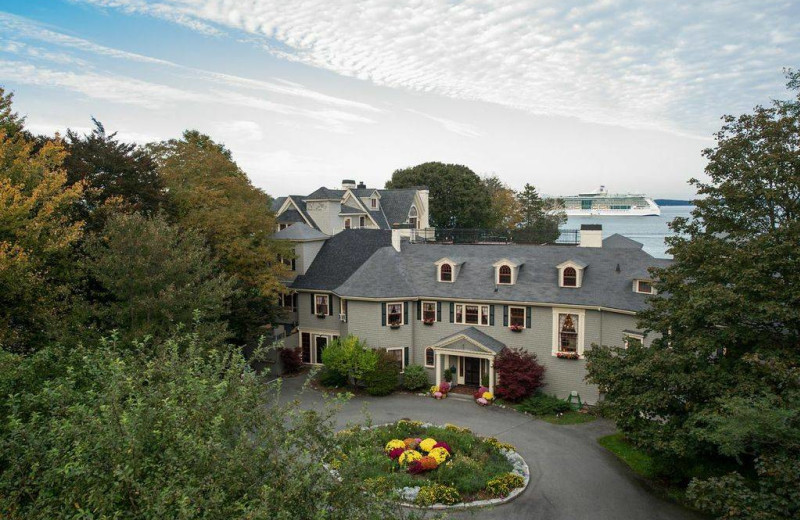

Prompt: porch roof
[{"left": 431, "top": 327, "right": 506, "bottom": 354}]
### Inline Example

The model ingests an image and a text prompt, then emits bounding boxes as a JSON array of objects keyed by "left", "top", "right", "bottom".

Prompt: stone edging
[{"left": 345, "top": 421, "right": 530, "bottom": 510}]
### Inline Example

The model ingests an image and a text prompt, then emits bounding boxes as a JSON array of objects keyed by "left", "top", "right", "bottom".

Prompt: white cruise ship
[{"left": 551, "top": 186, "right": 661, "bottom": 217}]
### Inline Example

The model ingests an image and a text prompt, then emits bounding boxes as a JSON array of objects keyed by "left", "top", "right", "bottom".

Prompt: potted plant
[
  {"left": 556, "top": 351, "right": 580, "bottom": 360},
  {"left": 389, "top": 321, "right": 402, "bottom": 329},
  {"left": 509, "top": 324, "right": 524, "bottom": 332},
  {"left": 423, "top": 317, "right": 435, "bottom": 326}
]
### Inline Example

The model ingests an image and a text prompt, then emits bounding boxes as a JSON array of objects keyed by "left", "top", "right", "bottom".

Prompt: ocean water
[{"left": 564, "top": 206, "right": 694, "bottom": 258}]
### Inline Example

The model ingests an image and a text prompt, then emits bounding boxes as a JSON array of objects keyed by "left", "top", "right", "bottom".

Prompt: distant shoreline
[{"left": 654, "top": 199, "right": 693, "bottom": 206}]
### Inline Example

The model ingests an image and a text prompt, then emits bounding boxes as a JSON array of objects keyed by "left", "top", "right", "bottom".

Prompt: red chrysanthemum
[
  {"left": 432, "top": 441, "right": 452, "bottom": 454},
  {"left": 388, "top": 447, "right": 404, "bottom": 460}
]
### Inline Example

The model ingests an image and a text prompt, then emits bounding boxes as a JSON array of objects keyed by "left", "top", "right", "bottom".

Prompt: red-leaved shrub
[
  {"left": 280, "top": 347, "right": 303, "bottom": 374},
  {"left": 494, "top": 347, "right": 545, "bottom": 402}
]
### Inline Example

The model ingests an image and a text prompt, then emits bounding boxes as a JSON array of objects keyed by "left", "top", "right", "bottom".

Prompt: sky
[{"left": 1, "top": 1, "right": 798, "bottom": 199}]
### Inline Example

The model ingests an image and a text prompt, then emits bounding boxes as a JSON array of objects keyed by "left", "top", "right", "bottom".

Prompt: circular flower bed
[{"left": 333, "top": 421, "right": 529, "bottom": 508}]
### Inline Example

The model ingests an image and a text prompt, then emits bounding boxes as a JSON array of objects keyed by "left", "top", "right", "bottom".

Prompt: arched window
[
  {"left": 408, "top": 206, "right": 418, "bottom": 229},
  {"left": 563, "top": 267, "right": 577, "bottom": 287},
  {"left": 440, "top": 264, "right": 452, "bottom": 282},
  {"left": 425, "top": 347, "right": 435, "bottom": 367},
  {"left": 498, "top": 265, "right": 512, "bottom": 284}
]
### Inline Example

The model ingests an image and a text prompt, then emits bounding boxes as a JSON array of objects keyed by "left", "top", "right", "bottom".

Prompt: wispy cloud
[
  {"left": 406, "top": 109, "right": 482, "bottom": 138},
  {"left": 70, "top": 0, "right": 799, "bottom": 135}
]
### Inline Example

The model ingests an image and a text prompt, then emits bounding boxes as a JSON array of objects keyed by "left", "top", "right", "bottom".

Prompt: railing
[{"left": 402, "top": 227, "right": 580, "bottom": 245}]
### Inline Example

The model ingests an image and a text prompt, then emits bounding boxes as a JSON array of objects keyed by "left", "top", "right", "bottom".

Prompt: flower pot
[
  {"left": 316, "top": 313, "right": 326, "bottom": 319},
  {"left": 510, "top": 326, "right": 523, "bottom": 332},
  {"left": 423, "top": 320, "right": 435, "bottom": 326},
  {"left": 390, "top": 323, "right": 401, "bottom": 329}
]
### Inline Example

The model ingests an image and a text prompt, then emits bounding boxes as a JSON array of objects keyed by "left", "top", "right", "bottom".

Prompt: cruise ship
[{"left": 551, "top": 186, "right": 661, "bottom": 217}]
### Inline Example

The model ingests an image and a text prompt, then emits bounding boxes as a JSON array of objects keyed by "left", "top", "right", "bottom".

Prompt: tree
[
  {"left": 64, "top": 119, "right": 165, "bottom": 232},
  {"left": 0, "top": 329, "right": 405, "bottom": 519},
  {"left": 83, "top": 213, "right": 235, "bottom": 344},
  {"left": 586, "top": 70, "right": 800, "bottom": 520},
  {"left": 321, "top": 335, "right": 378, "bottom": 390},
  {"left": 513, "top": 183, "right": 565, "bottom": 243},
  {"left": 494, "top": 347, "right": 546, "bottom": 402},
  {"left": 386, "top": 161, "right": 492, "bottom": 228},
  {"left": 362, "top": 349, "right": 401, "bottom": 396},
  {"left": 0, "top": 88, "right": 24, "bottom": 137},
  {"left": 0, "top": 92, "right": 84, "bottom": 353},
  {"left": 482, "top": 174, "right": 521, "bottom": 229},
  {"left": 148, "top": 131, "right": 291, "bottom": 346}
]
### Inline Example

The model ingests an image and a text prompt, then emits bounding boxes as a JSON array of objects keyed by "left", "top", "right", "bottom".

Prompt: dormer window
[
  {"left": 498, "top": 265, "right": 512, "bottom": 284},
  {"left": 371, "top": 197, "right": 378, "bottom": 209},
  {"left": 634, "top": 280, "right": 655, "bottom": 294},
  {"left": 562, "top": 267, "right": 577, "bottom": 287},
  {"left": 440, "top": 264, "right": 452, "bottom": 282},
  {"left": 557, "top": 260, "right": 587, "bottom": 288},
  {"left": 408, "top": 206, "right": 418, "bottom": 229}
]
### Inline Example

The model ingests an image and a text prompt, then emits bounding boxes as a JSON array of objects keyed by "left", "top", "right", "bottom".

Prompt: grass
[
  {"left": 597, "top": 433, "right": 657, "bottom": 478},
  {"left": 538, "top": 411, "right": 597, "bottom": 425},
  {"left": 507, "top": 392, "right": 598, "bottom": 425}
]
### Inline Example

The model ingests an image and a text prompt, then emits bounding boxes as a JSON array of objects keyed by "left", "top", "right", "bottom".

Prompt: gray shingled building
[{"left": 274, "top": 223, "right": 667, "bottom": 404}]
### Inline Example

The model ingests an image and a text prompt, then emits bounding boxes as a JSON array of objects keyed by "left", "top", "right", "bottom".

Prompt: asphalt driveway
[{"left": 277, "top": 374, "right": 701, "bottom": 520}]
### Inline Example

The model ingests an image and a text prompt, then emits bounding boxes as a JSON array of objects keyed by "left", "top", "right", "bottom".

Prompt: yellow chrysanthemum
[
  {"left": 398, "top": 449, "right": 422, "bottom": 466},
  {"left": 385, "top": 439, "right": 406, "bottom": 453},
  {"left": 419, "top": 438, "right": 437, "bottom": 453},
  {"left": 430, "top": 385, "right": 439, "bottom": 394},
  {"left": 482, "top": 392, "right": 494, "bottom": 400},
  {"left": 428, "top": 447, "right": 449, "bottom": 464}
]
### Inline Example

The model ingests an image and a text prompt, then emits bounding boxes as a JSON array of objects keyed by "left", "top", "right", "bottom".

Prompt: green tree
[
  {"left": 148, "top": 131, "right": 291, "bottom": 346},
  {"left": 0, "top": 88, "right": 24, "bottom": 136},
  {"left": 386, "top": 161, "right": 492, "bottom": 228},
  {"left": 321, "top": 334, "right": 378, "bottom": 390},
  {"left": 586, "top": 70, "right": 800, "bottom": 520},
  {"left": 64, "top": 119, "right": 165, "bottom": 232},
  {"left": 83, "top": 212, "right": 235, "bottom": 344},
  {"left": 513, "top": 183, "right": 565, "bottom": 243},
  {"left": 0, "top": 92, "right": 84, "bottom": 353},
  {"left": 0, "top": 330, "right": 406, "bottom": 519},
  {"left": 482, "top": 174, "right": 521, "bottom": 229}
]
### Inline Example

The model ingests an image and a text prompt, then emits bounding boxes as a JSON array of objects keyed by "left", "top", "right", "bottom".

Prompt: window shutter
[
  {"left": 416, "top": 301, "right": 421, "bottom": 321},
  {"left": 489, "top": 305, "right": 495, "bottom": 326},
  {"left": 437, "top": 301, "right": 442, "bottom": 322},
  {"left": 503, "top": 305, "right": 508, "bottom": 327},
  {"left": 404, "top": 347, "right": 409, "bottom": 368},
  {"left": 329, "top": 296, "right": 334, "bottom": 316},
  {"left": 526, "top": 306, "right": 532, "bottom": 328},
  {"left": 310, "top": 293, "right": 315, "bottom": 314},
  {"left": 381, "top": 303, "right": 386, "bottom": 326},
  {"left": 449, "top": 302, "right": 454, "bottom": 323},
  {"left": 404, "top": 302, "right": 409, "bottom": 325}
]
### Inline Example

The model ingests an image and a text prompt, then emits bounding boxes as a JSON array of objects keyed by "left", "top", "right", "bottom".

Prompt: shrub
[
  {"left": 516, "top": 392, "right": 570, "bottom": 416},
  {"left": 486, "top": 473, "right": 524, "bottom": 497},
  {"left": 415, "top": 484, "right": 460, "bottom": 506},
  {"left": 321, "top": 335, "right": 378, "bottom": 389},
  {"left": 443, "top": 367, "right": 453, "bottom": 382},
  {"left": 494, "top": 347, "right": 545, "bottom": 402},
  {"left": 402, "top": 364, "right": 428, "bottom": 390},
  {"left": 363, "top": 350, "right": 400, "bottom": 396},
  {"left": 318, "top": 367, "right": 347, "bottom": 388},
  {"left": 280, "top": 347, "right": 303, "bottom": 374}
]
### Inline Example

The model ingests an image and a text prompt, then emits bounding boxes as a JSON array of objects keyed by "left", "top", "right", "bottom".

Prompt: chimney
[
  {"left": 341, "top": 179, "right": 356, "bottom": 189},
  {"left": 357, "top": 181, "right": 366, "bottom": 189},
  {"left": 579, "top": 224, "right": 603, "bottom": 248},
  {"left": 391, "top": 229, "right": 402, "bottom": 252}
]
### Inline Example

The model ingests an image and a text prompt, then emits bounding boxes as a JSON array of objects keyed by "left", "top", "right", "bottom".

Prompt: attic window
[
  {"left": 408, "top": 206, "right": 418, "bottom": 229},
  {"left": 635, "top": 280, "right": 654, "bottom": 294},
  {"left": 498, "top": 265, "right": 512, "bottom": 284},
  {"left": 563, "top": 267, "right": 577, "bottom": 287},
  {"left": 439, "top": 264, "right": 452, "bottom": 282},
  {"left": 371, "top": 197, "right": 378, "bottom": 209}
]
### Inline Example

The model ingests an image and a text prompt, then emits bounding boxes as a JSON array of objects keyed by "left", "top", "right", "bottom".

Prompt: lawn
[
  {"left": 538, "top": 410, "right": 597, "bottom": 425},
  {"left": 333, "top": 421, "right": 525, "bottom": 506},
  {"left": 509, "top": 392, "right": 598, "bottom": 425},
  {"left": 597, "top": 433, "right": 656, "bottom": 478}
]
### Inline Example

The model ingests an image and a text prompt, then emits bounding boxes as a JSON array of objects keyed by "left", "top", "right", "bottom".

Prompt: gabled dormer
[
  {"left": 435, "top": 257, "right": 463, "bottom": 283},
  {"left": 492, "top": 258, "right": 523, "bottom": 285},
  {"left": 361, "top": 190, "right": 380, "bottom": 211},
  {"left": 557, "top": 259, "right": 588, "bottom": 288},
  {"left": 633, "top": 278, "right": 656, "bottom": 295}
]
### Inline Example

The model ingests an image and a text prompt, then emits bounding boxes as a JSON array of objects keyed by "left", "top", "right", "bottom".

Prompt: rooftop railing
[{"left": 399, "top": 227, "right": 580, "bottom": 245}]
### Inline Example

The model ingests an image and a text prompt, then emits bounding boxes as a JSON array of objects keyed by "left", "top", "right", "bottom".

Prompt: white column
[
  {"left": 488, "top": 358, "right": 495, "bottom": 394},
  {"left": 435, "top": 352, "right": 442, "bottom": 387}
]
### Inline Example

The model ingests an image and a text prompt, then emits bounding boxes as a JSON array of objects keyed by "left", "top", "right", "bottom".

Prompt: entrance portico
[{"left": 430, "top": 327, "right": 506, "bottom": 394}]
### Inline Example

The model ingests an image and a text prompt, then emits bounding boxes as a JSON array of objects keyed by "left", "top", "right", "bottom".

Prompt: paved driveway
[{"left": 278, "top": 374, "right": 700, "bottom": 520}]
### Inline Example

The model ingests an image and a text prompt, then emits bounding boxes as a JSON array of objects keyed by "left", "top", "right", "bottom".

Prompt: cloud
[
  {"left": 406, "top": 109, "right": 482, "bottom": 138},
  {"left": 212, "top": 120, "right": 263, "bottom": 142},
  {"left": 71, "top": 0, "right": 800, "bottom": 135}
]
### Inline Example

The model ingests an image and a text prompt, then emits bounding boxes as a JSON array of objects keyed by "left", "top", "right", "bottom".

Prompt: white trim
[
  {"left": 453, "top": 303, "right": 491, "bottom": 326},
  {"left": 438, "top": 263, "right": 455, "bottom": 283},
  {"left": 508, "top": 305, "right": 526, "bottom": 329},
  {"left": 424, "top": 346, "right": 436, "bottom": 368},
  {"left": 313, "top": 293, "right": 330, "bottom": 315},
  {"left": 623, "top": 331, "right": 644, "bottom": 348},
  {"left": 277, "top": 197, "right": 315, "bottom": 228},
  {"left": 551, "top": 308, "right": 586, "bottom": 358},
  {"left": 385, "top": 302, "right": 405, "bottom": 326},
  {"left": 341, "top": 189, "right": 381, "bottom": 228},
  {"left": 633, "top": 279, "right": 655, "bottom": 294},
  {"left": 421, "top": 300, "right": 437, "bottom": 322},
  {"left": 557, "top": 261, "right": 585, "bottom": 288},
  {"left": 495, "top": 264, "right": 514, "bottom": 285},
  {"left": 386, "top": 347, "right": 405, "bottom": 372},
  {"left": 343, "top": 217, "right": 351, "bottom": 229}
]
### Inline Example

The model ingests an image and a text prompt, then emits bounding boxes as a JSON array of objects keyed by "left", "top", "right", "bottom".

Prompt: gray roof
[
  {"left": 603, "top": 234, "right": 644, "bottom": 249},
  {"left": 271, "top": 197, "right": 286, "bottom": 212},
  {"left": 291, "top": 230, "right": 393, "bottom": 291},
  {"left": 306, "top": 187, "right": 345, "bottom": 200},
  {"left": 339, "top": 206, "right": 367, "bottom": 215},
  {"left": 378, "top": 189, "right": 418, "bottom": 227},
  {"left": 277, "top": 209, "right": 305, "bottom": 223},
  {"left": 298, "top": 239, "right": 671, "bottom": 313},
  {"left": 271, "top": 222, "right": 329, "bottom": 241},
  {"left": 435, "top": 327, "right": 507, "bottom": 354}
]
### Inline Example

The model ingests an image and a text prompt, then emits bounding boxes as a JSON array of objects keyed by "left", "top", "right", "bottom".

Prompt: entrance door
[
  {"left": 464, "top": 357, "right": 480, "bottom": 386},
  {"left": 315, "top": 336, "right": 328, "bottom": 364}
]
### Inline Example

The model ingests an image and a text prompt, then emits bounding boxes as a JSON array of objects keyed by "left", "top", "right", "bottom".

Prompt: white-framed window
[
  {"left": 386, "top": 347, "right": 404, "bottom": 372},
  {"left": 439, "top": 264, "right": 453, "bottom": 282},
  {"left": 314, "top": 294, "right": 329, "bottom": 315},
  {"left": 340, "top": 298, "right": 348, "bottom": 317},
  {"left": 344, "top": 218, "right": 351, "bottom": 229},
  {"left": 454, "top": 304, "right": 490, "bottom": 326},
  {"left": 551, "top": 308, "right": 586, "bottom": 357},
  {"left": 371, "top": 197, "right": 378, "bottom": 209},
  {"left": 623, "top": 332, "right": 644, "bottom": 349},
  {"left": 562, "top": 267, "right": 577, "bottom": 287},
  {"left": 280, "top": 293, "right": 295, "bottom": 311},
  {"left": 497, "top": 265, "right": 512, "bottom": 285},
  {"left": 422, "top": 301, "right": 437, "bottom": 322},
  {"left": 386, "top": 302, "right": 404, "bottom": 326},
  {"left": 425, "top": 347, "right": 435, "bottom": 368},
  {"left": 509, "top": 306, "right": 526, "bottom": 328},
  {"left": 278, "top": 223, "right": 288, "bottom": 231},
  {"left": 359, "top": 216, "right": 366, "bottom": 228},
  {"left": 634, "top": 280, "right": 654, "bottom": 294},
  {"left": 409, "top": 206, "right": 418, "bottom": 229}
]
